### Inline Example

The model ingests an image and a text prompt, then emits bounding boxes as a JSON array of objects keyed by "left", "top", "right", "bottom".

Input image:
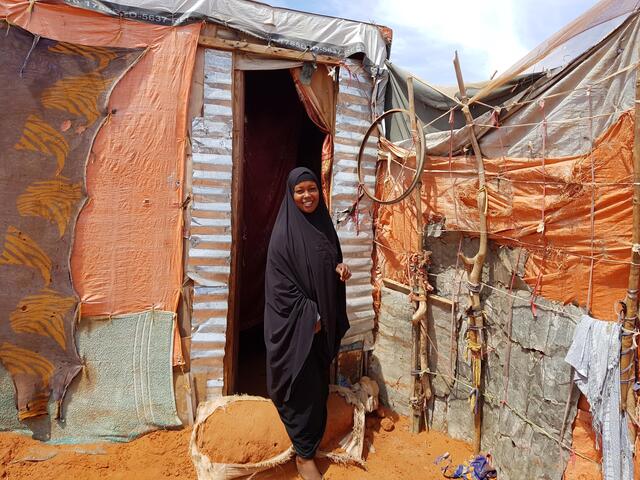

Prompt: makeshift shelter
[
  {"left": 1, "top": 0, "right": 640, "bottom": 479},
  {"left": 369, "top": 1, "right": 640, "bottom": 479},
  {"left": 0, "top": 0, "right": 388, "bottom": 442}
]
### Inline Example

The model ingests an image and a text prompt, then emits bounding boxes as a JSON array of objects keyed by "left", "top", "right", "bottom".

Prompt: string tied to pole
[{"left": 477, "top": 185, "right": 489, "bottom": 216}]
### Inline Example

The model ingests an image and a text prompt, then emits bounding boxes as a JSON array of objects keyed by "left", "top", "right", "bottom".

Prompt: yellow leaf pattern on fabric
[
  {"left": 10, "top": 289, "right": 76, "bottom": 349},
  {"left": 14, "top": 115, "right": 68, "bottom": 175},
  {"left": 48, "top": 42, "right": 117, "bottom": 70},
  {"left": 41, "top": 72, "right": 112, "bottom": 125},
  {"left": 17, "top": 178, "right": 83, "bottom": 237},
  {"left": 0, "top": 226, "right": 52, "bottom": 285},
  {"left": 0, "top": 343, "right": 54, "bottom": 385}
]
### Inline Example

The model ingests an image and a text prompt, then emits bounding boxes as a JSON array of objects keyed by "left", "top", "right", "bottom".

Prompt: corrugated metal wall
[
  {"left": 187, "top": 50, "right": 233, "bottom": 400},
  {"left": 332, "top": 60, "right": 377, "bottom": 347},
  {"left": 187, "top": 53, "right": 378, "bottom": 398}
]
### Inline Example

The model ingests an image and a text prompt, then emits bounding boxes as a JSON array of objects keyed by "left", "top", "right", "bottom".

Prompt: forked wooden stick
[{"left": 452, "top": 52, "right": 489, "bottom": 454}]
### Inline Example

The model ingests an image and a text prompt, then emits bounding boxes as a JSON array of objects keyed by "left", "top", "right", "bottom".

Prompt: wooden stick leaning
[
  {"left": 406, "top": 76, "right": 432, "bottom": 433},
  {"left": 620, "top": 67, "right": 640, "bottom": 440},
  {"left": 453, "top": 52, "right": 489, "bottom": 454}
]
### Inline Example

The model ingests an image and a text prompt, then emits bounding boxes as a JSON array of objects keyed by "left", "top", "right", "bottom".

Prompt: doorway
[{"left": 235, "top": 68, "right": 324, "bottom": 396}]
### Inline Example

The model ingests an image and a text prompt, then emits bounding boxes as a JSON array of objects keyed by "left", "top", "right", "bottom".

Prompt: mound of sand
[
  {"left": 197, "top": 399, "right": 290, "bottom": 464},
  {"left": 197, "top": 393, "right": 355, "bottom": 465},
  {"left": 320, "top": 393, "right": 354, "bottom": 451}
]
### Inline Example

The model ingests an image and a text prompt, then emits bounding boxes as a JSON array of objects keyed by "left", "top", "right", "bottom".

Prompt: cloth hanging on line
[{"left": 564, "top": 314, "right": 633, "bottom": 480}]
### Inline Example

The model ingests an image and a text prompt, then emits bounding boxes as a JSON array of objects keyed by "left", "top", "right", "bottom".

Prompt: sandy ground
[{"left": 0, "top": 412, "right": 474, "bottom": 479}]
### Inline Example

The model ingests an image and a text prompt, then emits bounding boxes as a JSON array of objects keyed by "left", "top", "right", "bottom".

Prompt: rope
[
  {"left": 449, "top": 237, "right": 464, "bottom": 384},
  {"left": 419, "top": 368, "right": 599, "bottom": 465},
  {"left": 385, "top": 265, "right": 583, "bottom": 323},
  {"left": 502, "top": 61, "right": 640, "bottom": 110},
  {"left": 398, "top": 160, "right": 639, "bottom": 187},
  {"left": 351, "top": 184, "right": 363, "bottom": 235},
  {"left": 530, "top": 267, "right": 543, "bottom": 319},
  {"left": 448, "top": 109, "right": 460, "bottom": 226},
  {"left": 539, "top": 99, "right": 547, "bottom": 236},
  {"left": 586, "top": 86, "right": 596, "bottom": 312},
  {"left": 477, "top": 185, "right": 488, "bottom": 216},
  {"left": 502, "top": 248, "right": 523, "bottom": 405},
  {"left": 465, "top": 333, "right": 483, "bottom": 414},
  {"left": 469, "top": 108, "right": 625, "bottom": 130},
  {"left": 376, "top": 231, "right": 640, "bottom": 279}
]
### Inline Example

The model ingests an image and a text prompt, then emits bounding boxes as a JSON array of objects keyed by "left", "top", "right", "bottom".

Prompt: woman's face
[{"left": 293, "top": 180, "right": 320, "bottom": 214}]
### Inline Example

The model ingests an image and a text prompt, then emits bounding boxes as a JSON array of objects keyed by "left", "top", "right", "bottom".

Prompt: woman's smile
[{"left": 293, "top": 180, "right": 320, "bottom": 213}]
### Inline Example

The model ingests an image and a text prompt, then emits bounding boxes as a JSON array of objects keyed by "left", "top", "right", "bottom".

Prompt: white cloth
[{"left": 565, "top": 315, "right": 633, "bottom": 480}]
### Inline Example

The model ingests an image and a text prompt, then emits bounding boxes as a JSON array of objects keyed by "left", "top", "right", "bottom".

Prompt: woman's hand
[{"left": 336, "top": 263, "right": 352, "bottom": 282}]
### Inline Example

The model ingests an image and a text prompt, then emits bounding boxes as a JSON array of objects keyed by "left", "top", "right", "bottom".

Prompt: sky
[{"left": 265, "top": 0, "right": 601, "bottom": 85}]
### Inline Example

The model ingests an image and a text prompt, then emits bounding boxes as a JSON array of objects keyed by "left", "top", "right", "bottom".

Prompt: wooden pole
[
  {"left": 224, "top": 65, "right": 245, "bottom": 395},
  {"left": 453, "top": 52, "right": 488, "bottom": 454},
  {"left": 620, "top": 67, "right": 640, "bottom": 439},
  {"left": 407, "top": 76, "right": 422, "bottom": 249},
  {"left": 198, "top": 35, "right": 341, "bottom": 65},
  {"left": 408, "top": 76, "right": 423, "bottom": 433}
]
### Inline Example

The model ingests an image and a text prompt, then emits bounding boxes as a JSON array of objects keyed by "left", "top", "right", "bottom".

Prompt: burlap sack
[{"left": 189, "top": 385, "right": 369, "bottom": 480}]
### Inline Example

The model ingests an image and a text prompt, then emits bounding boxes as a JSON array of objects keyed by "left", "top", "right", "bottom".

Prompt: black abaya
[
  {"left": 276, "top": 333, "right": 329, "bottom": 459},
  {"left": 264, "top": 167, "right": 349, "bottom": 459}
]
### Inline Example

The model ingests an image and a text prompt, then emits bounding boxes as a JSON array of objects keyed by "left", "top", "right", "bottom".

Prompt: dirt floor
[{"left": 0, "top": 412, "right": 474, "bottom": 479}]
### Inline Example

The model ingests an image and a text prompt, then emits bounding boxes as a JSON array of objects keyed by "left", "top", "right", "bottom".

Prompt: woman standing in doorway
[{"left": 264, "top": 167, "right": 351, "bottom": 480}]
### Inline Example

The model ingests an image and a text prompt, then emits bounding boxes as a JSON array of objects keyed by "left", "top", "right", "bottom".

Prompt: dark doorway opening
[{"left": 235, "top": 69, "right": 324, "bottom": 396}]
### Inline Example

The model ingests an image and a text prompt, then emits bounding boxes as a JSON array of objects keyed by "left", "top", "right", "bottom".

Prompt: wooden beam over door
[{"left": 198, "top": 35, "right": 342, "bottom": 65}]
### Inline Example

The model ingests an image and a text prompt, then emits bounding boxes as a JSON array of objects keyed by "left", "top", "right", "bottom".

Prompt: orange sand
[
  {"left": 197, "top": 393, "right": 354, "bottom": 464},
  {"left": 198, "top": 400, "right": 291, "bottom": 464},
  {"left": 0, "top": 410, "right": 474, "bottom": 479},
  {"left": 256, "top": 411, "right": 476, "bottom": 479},
  {"left": 0, "top": 428, "right": 195, "bottom": 480}
]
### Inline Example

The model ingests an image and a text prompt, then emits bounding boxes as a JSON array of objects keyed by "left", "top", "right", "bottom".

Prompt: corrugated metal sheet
[
  {"left": 187, "top": 50, "right": 233, "bottom": 400},
  {"left": 333, "top": 61, "right": 377, "bottom": 346},
  {"left": 187, "top": 54, "right": 378, "bottom": 397}
]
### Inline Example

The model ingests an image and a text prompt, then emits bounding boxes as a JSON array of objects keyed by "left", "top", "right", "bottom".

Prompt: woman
[{"left": 264, "top": 167, "right": 351, "bottom": 480}]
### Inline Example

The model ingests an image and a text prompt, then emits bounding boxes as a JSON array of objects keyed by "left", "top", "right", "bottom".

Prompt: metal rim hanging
[{"left": 356, "top": 108, "right": 426, "bottom": 205}]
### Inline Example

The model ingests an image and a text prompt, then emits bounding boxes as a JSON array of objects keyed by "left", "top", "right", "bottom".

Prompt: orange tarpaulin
[
  {"left": 291, "top": 65, "right": 336, "bottom": 205},
  {"left": 1, "top": 1, "right": 200, "bottom": 316},
  {"left": 376, "top": 111, "right": 635, "bottom": 321},
  {"left": 375, "top": 112, "right": 638, "bottom": 480}
]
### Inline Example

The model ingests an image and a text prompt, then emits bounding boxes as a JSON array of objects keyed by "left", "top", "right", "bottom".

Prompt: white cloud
[
  {"left": 292, "top": 0, "right": 530, "bottom": 83},
  {"left": 372, "top": 0, "right": 530, "bottom": 83},
  {"left": 267, "top": 0, "right": 596, "bottom": 85}
]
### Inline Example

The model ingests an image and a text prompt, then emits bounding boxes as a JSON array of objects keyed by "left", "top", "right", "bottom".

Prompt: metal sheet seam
[{"left": 333, "top": 60, "right": 377, "bottom": 346}]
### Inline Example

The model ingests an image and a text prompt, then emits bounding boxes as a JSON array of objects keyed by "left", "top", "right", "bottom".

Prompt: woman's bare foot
[{"left": 295, "top": 455, "right": 322, "bottom": 480}]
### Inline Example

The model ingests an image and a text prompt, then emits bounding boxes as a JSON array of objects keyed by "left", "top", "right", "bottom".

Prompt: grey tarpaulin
[
  {"left": 369, "top": 238, "right": 580, "bottom": 480},
  {"left": 63, "top": 0, "right": 390, "bottom": 116},
  {"left": 387, "top": 10, "right": 640, "bottom": 159},
  {"left": 63, "top": 0, "right": 389, "bottom": 72},
  {"left": 384, "top": 61, "right": 544, "bottom": 143},
  {"left": 478, "top": 12, "right": 640, "bottom": 159},
  {"left": 565, "top": 315, "right": 633, "bottom": 480}
]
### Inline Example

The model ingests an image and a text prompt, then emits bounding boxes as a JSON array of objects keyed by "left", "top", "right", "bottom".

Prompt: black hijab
[{"left": 264, "top": 167, "right": 349, "bottom": 405}]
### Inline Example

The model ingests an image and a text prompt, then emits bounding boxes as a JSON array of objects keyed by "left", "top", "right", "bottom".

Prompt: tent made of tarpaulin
[
  {"left": 0, "top": 0, "right": 389, "bottom": 442},
  {"left": 373, "top": 1, "right": 640, "bottom": 479}
]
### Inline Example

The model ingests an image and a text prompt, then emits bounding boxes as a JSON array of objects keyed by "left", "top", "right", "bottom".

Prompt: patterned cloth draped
[{"left": 0, "top": 23, "right": 142, "bottom": 420}]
